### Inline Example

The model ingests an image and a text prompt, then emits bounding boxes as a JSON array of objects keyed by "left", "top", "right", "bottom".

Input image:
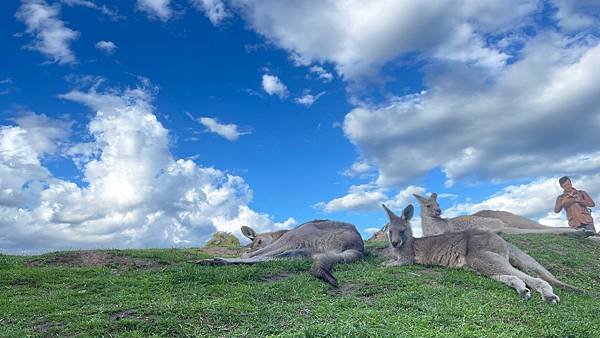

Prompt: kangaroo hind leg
[
  {"left": 470, "top": 251, "right": 559, "bottom": 304},
  {"left": 311, "top": 249, "right": 363, "bottom": 287},
  {"left": 491, "top": 275, "right": 531, "bottom": 300},
  {"left": 508, "top": 243, "right": 580, "bottom": 292}
]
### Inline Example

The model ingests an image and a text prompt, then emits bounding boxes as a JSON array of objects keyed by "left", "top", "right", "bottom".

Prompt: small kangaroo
[
  {"left": 382, "top": 204, "right": 580, "bottom": 304},
  {"left": 192, "top": 220, "right": 364, "bottom": 287},
  {"left": 413, "top": 193, "right": 580, "bottom": 236}
]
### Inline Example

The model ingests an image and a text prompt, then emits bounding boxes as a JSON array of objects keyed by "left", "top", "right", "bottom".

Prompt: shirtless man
[{"left": 554, "top": 176, "right": 596, "bottom": 237}]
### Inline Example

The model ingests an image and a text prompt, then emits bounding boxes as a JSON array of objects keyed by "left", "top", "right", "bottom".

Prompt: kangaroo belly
[{"left": 414, "top": 236, "right": 468, "bottom": 268}]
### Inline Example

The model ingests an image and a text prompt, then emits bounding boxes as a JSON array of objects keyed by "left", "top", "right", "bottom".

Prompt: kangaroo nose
[{"left": 391, "top": 240, "right": 399, "bottom": 247}]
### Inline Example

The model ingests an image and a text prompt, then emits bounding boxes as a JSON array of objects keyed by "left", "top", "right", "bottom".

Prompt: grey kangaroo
[
  {"left": 382, "top": 204, "right": 580, "bottom": 304},
  {"left": 413, "top": 193, "right": 579, "bottom": 236},
  {"left": 192, "top": 220, "right": 364, "bottom": 287}
]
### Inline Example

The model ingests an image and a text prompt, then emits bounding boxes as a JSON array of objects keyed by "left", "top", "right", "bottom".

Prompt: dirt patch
[
  {"left": 328, "top": 283, "right": 378, "bottom": 305},
  {"left": 261, "top": 272, "right": 297, "bottom": 283},
  {"left": 28, "top": 251, "right": 167, "bottom": 270},
  {"left": 110, "top": 310, "right": 137, "bottom": 322},
  {"left": 32, "top": 317, "right": 64, "bottom": 334},
  {"left": 331, "top": 283, "right": 364, "bottom": 296},
  {"left": 201, "top": 246, "right": 245, "bottom": 257}
]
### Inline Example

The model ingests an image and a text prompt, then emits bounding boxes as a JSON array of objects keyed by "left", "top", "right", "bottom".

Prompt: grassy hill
[{"left": 1, "top": 234, "right": 599, "bottom": 337}]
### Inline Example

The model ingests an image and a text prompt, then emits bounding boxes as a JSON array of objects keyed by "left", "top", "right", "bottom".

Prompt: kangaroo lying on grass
[
  {"left": 413, "top": 193, "right": 580, "bottom": 236},
  {"left": 382, "top": 204, "right": 580, "bottom": 304},
  {"left": 192, "top": 220, "right": 364, "bottom": 287}
]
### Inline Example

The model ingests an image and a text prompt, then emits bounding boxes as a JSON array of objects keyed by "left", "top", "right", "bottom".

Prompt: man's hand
[{"left": 561, "top": 196, "right": 576, "bottom": 208}]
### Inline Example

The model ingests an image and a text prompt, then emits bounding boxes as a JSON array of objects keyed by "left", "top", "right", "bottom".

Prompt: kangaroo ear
[
  {"left": 413, "top": 194, "right": 427, "bottom": 203},
  {"left": 382, "top": 204, "right": 398, "bottom": 221},
  {"left": 403, "top": 204, "right": 414, "bottom": 221},
  {"left": 430, "top": 193, "right": 438, "bottom": 201},
  {"left": 241, "top": 226, "right": 257, "bottom": 240}
]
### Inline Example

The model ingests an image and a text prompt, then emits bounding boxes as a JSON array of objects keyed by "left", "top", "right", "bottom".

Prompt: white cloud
[
  {"left": 0, "top": 85, "right": 291, "bottom": 254},
  {"left": 0, "top": 112, "right": 71, "bottom": 210},
  {"left": 136, "top": 0, "right": 173, "bottom": 21},
  {"left": 61, "top": 0, "right": 124, "bottom": 21},
  {"left": 343, "top": 34, "right": 600, "bottom": 187},
  {"left": 261, "top": 74, "right": 288, "bottom": 99},
  {"left": 314, "top": 184, "right": 425, "bottom": 213},
  {"left": 95, "top": 40, "right": 117, "bottom": 54},
  {"left": 343, "top": 160, "right": 374, "bottom": 178},
  {"left": 15, "top": 0, "right": 80, "bottom": 65},
  {"left": 191, "top": 0, "right": 229, "bottom": 25},
  {"left": 443, "top": 175, "right": 600, "bottom": 231},
  {"left": 552, "top": 0, "right": 600, "bottom": 32},
  {"left": 295, "top": 91, "right": 325, "bottom": 107},
  {"left": 198, "top": 116, "right": 248, "bottom": 141},
  {"left": 314, "top": 184, "right": 388, "bottom": 213},
  {"left": 309, "top": 65, "right": 333, "bottom": 82},
  {"left": 232, "top": 0, "right": 538, "bottom": 81}
]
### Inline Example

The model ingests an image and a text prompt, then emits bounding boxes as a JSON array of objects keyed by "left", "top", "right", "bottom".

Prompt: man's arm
[
  {"left": 554, "top": 196, "right": 564, "bottom": 213},
  {"left": 580, "top": 191, "right": 595, "bottom": 208}
]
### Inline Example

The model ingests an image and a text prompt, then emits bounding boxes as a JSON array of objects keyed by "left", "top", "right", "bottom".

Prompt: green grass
[{"left": 1, "top": 235, "right": 599, "bottom": 337}]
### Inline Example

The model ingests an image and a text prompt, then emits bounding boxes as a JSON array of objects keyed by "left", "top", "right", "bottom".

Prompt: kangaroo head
[
  {"left": 413, "top": 193, "right": 442, "bottom": 217},
  {"left": 241, "top": 226, "right": 286, "bottom": 253},
  {"left": 382, "top": 204, "right": 414, "bottom": 249}
]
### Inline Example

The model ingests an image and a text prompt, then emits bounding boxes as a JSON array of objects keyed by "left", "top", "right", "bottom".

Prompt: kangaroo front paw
[
  {"left": 544, "top": 294, "right": 560, "bottom": 305},
  {"left": 519, "top": 288, "right": 531, "bottom": 300}
]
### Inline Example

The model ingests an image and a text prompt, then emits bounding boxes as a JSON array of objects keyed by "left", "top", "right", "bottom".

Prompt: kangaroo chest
[{"left": 413, "top": 236, "right": 468, "bottom": 268}]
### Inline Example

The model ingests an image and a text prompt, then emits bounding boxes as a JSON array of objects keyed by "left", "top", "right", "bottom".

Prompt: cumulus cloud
[
  {"left": 231, "top": 0, "right": 540, "bottom": 80},
  {"left": 15, "top": 0, "right": 80, "bottom": 64},
  {"left": 95, "top": 40, "right": 117, "bottom": 54},
  {"left": 198, "top": 116, "right": 249, "bottom": 141},
  {"left": 136, "top": 0, "right": 173, "bottom": 21},
  {"left": 314, "top": 184, "right": 425, "bottom": 213},
  {"left": 295, "top": 91, "right": 325, "bottom": 107},
  {"left": 0, "top": 85, "right": 292, "bottom": 254},
  {"left": 191, "top": 0, "right": 229, "bottom": 25},
  {"left": 261, "top": 74, "right": 288, "bottom": 98},
  {"left": 314, "top": 184, "right": 388, "bottom": 213},
  {"left": 443, "top": 175, "right": 600, "bottom": 231},
  {"left": 343, "top": 34, "right": 600, "bottom": 187}
]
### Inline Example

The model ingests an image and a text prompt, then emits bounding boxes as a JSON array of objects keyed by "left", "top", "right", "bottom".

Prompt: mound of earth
[
  {"left": 204, "top": 231, "right": 241, "bottom": 248},
  {"left": 368, "top": 225, "right": 388, "bottom": 241},
  {"left": 28, "top": 251, "right": 166, "bottom": 269},
  {"left": 473, "top": 210, "right": 550, "bottom": 229}
]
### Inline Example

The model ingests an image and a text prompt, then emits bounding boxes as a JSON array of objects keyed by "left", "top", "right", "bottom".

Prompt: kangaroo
[
  {"left": 192, "top": 220, "right": 364, "bottom": 287},
  {"left": 381, "top": 204, "right": 580, "bottom": 304},
  {"left": 413, "top": 193, "right": 580, "bottom": 236}
]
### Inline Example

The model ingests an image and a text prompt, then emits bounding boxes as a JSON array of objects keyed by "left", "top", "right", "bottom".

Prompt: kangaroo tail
[
  {"left": 507, "top": 243, "right": 583, "bottom": 292},
  {"left": 311, "top": 249, "right": 364, "bottom": 287}
]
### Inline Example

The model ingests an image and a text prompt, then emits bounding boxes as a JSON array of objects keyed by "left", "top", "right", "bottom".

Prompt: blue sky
[{"left": 1, "top": 0, "right": 600, "bottom": 254}]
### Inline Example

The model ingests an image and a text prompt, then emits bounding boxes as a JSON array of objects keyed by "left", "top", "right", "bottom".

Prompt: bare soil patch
[
  {"left": 110, "top": 309, "right": 137, "bottom": 322},
  {"left": 28, "top": 251, "right": 167, "bottom": 270},
  {"left": 32, "top": 317, "right": 64, "bottom": 334}
]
